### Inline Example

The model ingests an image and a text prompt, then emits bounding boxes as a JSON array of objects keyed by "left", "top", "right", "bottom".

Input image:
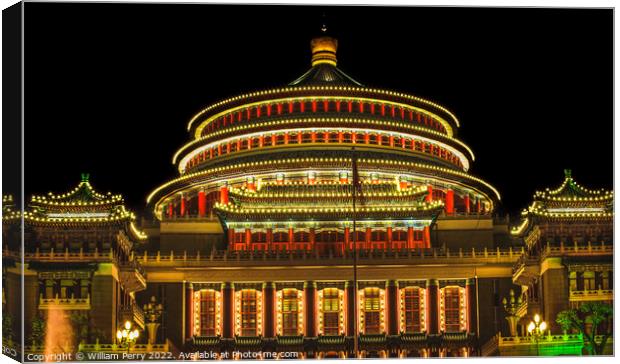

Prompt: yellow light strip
[
  {"left": 178, "top": 126, "right": 471, "bottom": 174},
  {"left": 186, "top": 86, "right": 460, "bottom": 131},
  {"left": 174, "top": 117, "right": 475, "bottom": 165},
  {"left": 227, "top": 184, "right": 429, "bottom": 198},
  {"left": 192, "top": 96, "right": 455, "bottom": 139},
  {"left": 147, "top": 157, "right": 500, "bottom": 206},
  {"left": 214, "top": 200, "right": 443, "bottom": 215}
]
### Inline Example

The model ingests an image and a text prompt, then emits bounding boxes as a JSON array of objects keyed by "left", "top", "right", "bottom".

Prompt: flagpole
[{"left": 351, "top": 147, "right": 359, "bottom": 357}]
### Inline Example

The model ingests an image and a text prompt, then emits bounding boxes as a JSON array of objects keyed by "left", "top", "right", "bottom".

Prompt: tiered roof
[
  {"left": 216, "top": 181, "right": 443, "bottom": 222},
  {"left": 23, "top": 174, "right": 147, "bottom": 240},
  {"left": 511, "top": 170, "right": 613, "bottom": 235}
]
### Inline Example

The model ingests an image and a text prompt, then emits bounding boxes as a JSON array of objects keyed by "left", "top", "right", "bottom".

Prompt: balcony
[
  {"left": 139, "top": 246, "right": 521, "bottom": 269},
  {"left": 119, "top": 303, "right": 146, "bottom": 329},
  {"left": 38, "top": 294, "right": 90, "bottom": 310},
  {"left": 511, "top": 254, "right": 539, "bottom": 286},
  {"left": 117, "top": 258, "right": 147, "bottom": 292},
  {"left": 569, "top": 289, "right": 613, "bottom": 302}
]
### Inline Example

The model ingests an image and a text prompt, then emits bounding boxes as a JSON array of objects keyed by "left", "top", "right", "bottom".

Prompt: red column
[
  {"left": 167, "top": 202, "right": 173, "bottom": 218},
  {"left": 365, "top": 227, "right": 372, "bottom": 248},
  {"left": 466, "top": 278, "right": 478, "bottom": 336},
  {"left": 446, "top": 189, "right": 454, "bottom": 215},
  {"left": 387, "top": 227, "right": 393, "bottom": 246},
  {"left": 423, "top": 226, "right": 431, "bottom": 248},
  {"left": 263, "top": 282, "right": 276, "bottom": 338},
  {"left": 407, "top": 227, "right": 414, "bottom": 248},
  {"left": 464, "top": 195, "right": 470, "bottom": 214},
  {"left": 186, "top": 282, "right": 194, "bottom": 339},
  {"left": 364, "top": 133, "right": 370, "bottom": 144},
  {"left": 284, "top": 133, "right": 289, "bottom": 144},
  {"left": 198, "top": 190, "right": 206, "bottom": 217},
  {"left": 426, "top": 185, "right": 433, "bottom": 202},
  {"left": 222, "top": 283, "right": 235, "bottom": 338},
  {"left": 267, "top": 228, "right": 273, "bottom": 250},
  {"left": 180, "top": 195, "right": 186, "bottom": 216},
  {"left": 228, "top": 228, "right": 235, "bottom": 246},
  {"left": 220, "top": 185, "right": 229, "bottom": 204},
  {"left": 304, "top": 281, "right": 317, "bottom": 337},
  {"left": 245, "top": 228, "right": 252, "bottom": 249},
  {"left": 386, "top": 281, "right": 399, "bottom": 335},
  {"left": 427, "top": 279, "right": 440, "bottom": 335},
  {"left": 477, "top": 199, "right": 481, "bottom": 214},
  {"left": 338, "top": 131, "right": 343, "bottom": 143},
  {"left": 311, "top": 131, "right": 317, "bottom": 143},
  {"left": 310, "top": 229, "right": 315, "bottom": 249},
  {"left": 247, "top": 177, "right": 256, "bottom": 191},
  {"left": 345, "top": 281, "right": 357, "bottom": 336},
  {"left": 344, "top": 227, "right": 350, "bottom": 249},
  {"left": 288, "top": 228, "right": 294, "bottom": 250}
]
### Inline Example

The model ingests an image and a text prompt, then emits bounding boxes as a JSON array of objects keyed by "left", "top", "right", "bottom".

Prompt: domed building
[
  {"left": 148, "top": 33, "right": 501, "bottom": 255},
  {"left": 3, "top": 32, "right": 612, "bottom": 360}
]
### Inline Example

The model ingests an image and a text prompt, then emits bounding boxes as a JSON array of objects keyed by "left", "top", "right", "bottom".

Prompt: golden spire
[{"left": 310, "top": 24, "right": 338, "bottom": 67}]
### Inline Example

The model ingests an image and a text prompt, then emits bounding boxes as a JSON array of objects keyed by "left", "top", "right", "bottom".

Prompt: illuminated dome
[{"left": 148, "top": 33, "right": 500, "bottom": 251}]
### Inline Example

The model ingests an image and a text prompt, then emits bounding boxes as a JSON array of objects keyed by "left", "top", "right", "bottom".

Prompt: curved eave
[
  {"left": 147, "top": 157, "right": 500, "bottom": 217},
  {"left": 186, "top": 86, "right": 460, "bottom": 135},
  {"left": 214, "top": 204, "right": 444, "bottom": 222},
  {"left": 173, "top": 117, "right": 475, "bottom": 167}
]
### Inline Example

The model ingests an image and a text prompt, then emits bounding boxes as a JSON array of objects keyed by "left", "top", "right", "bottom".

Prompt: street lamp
[
  {"left": 116, "top": 320, "right": 140, "bottom": 353},
  {"left": 527, "top": 314, "right": 547, "bottom": 356}
]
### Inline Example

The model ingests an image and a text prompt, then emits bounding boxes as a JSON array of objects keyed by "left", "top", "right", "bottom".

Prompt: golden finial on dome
[{"left": 310, "top": 21, "right": 338, "bottom": 67}]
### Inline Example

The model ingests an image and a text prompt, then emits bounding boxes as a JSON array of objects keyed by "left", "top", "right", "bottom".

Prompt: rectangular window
[
  {"left": 403, "top": 287, "right": 423, "bottom": 333},
  {"left": 199, "top": 290, "right": 217, "bottom": 336},
  {"left": 569, "top": 271, "right": 578, "bottom": 291},
  {"left": 583, "top": 271, "right": 596, "bottom": 291},
  {"left": 443, "top": 287, "right": 461, "bottom": 333},
  {"left": 241, "top": 290, "right": 258, "bottom": 336},
  {"left": 322, "top": 288, "right": 340, "bottom": 335},
  {"left": 363, "top": 287, "right": 381, "bottom": 334},
  {"left": 281, "top": 289, "right": 299, "bottom": 336}
]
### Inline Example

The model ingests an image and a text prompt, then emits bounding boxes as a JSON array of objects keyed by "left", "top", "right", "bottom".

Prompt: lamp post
[
  {"left": 143, "top": 296, "right": 164, "bottom": 345},
  {"left": 527, "top": 314, "right": 547, "bottom": 356},
  {"left": 116, "top": 320, "right": 140, "bottom": 354}
]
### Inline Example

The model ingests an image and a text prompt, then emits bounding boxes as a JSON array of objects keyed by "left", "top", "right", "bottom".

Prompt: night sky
[{"left": 21, "top": 4, "right": 613, "bottom": 219}]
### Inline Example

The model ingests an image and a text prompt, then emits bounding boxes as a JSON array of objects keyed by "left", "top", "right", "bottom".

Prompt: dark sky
[{"left": 21, "top": 4, "right": 613, "bottom": 218}]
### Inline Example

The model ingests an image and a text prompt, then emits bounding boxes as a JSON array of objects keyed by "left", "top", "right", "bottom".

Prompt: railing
[
  {"left": 6, "top": 248, "right": 115, "bottom": 262},
  {"left": 39, "top": 294, "right": 90, "bottom": 310},
  {"left": 481, "top": 332, "right": 584, "bottom": 357},
  {"left": 512, "top": 241, "right": 613, "bottom": 276},
  {"left": 569, "top": 289, "right": 613, "bottom": 301},
  {"left": 119, "top": 303, "right": 146, "bottom": 328},
  {"left": 138, "top": 246, "right": 522, "bottom": 267}
]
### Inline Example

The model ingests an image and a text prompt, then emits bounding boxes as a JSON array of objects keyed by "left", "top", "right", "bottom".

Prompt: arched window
[
  {"left": 194, "top": 289, "right": 220, "bottom": 336},
  {"left": 400, "top": 287, "right": 425, "bottom": 333},
  {"left": 440, "top": 286, "right": 466, "bottom": 333},
  {"left": 360, "top": 287, "right": 384, "bottom": 334},
  {"left": 319, "top": 288, "right": 343, "bottom": 335},
  {"left": 277, "top": 289, "right": 303, "bottom": 336},
  {"left": 273, "top": 231, "right": 289, "bottom": 243},
  {"left": 236, "top": 289, "right": 262, "bottom": 336}
]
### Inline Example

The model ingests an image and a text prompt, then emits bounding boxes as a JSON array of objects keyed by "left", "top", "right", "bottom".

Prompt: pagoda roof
[
  {"left": 511, "top": 170, "right": 613, "bottom": 236},
  {"left": 289, "top": 63, "right": 362, "bottom": 87},
  {"left": 2, "top": 195, "right": 20, "bottom": 224},
  {"left": 534, "top": 169, "right": 613, "bottom": 202},
  {"left": 30, "top": 173, "right": 123, "bottom": 209},
  {"left": 23, "top": 175, "right": 148, "bottom": 240},
  {"left": 214, "top": 199, "right": 443, "bottom": 223}
]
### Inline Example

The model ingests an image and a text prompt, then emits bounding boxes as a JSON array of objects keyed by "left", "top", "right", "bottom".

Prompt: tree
[
  {"left": 29, "top": 315, "right": 46, "bottom": 347},
  {"left": 556, "top": 302, "right": 613, "bottom": 355},
  {"left": 2, "top": 314, "right": 14, "bottom": 344}
]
